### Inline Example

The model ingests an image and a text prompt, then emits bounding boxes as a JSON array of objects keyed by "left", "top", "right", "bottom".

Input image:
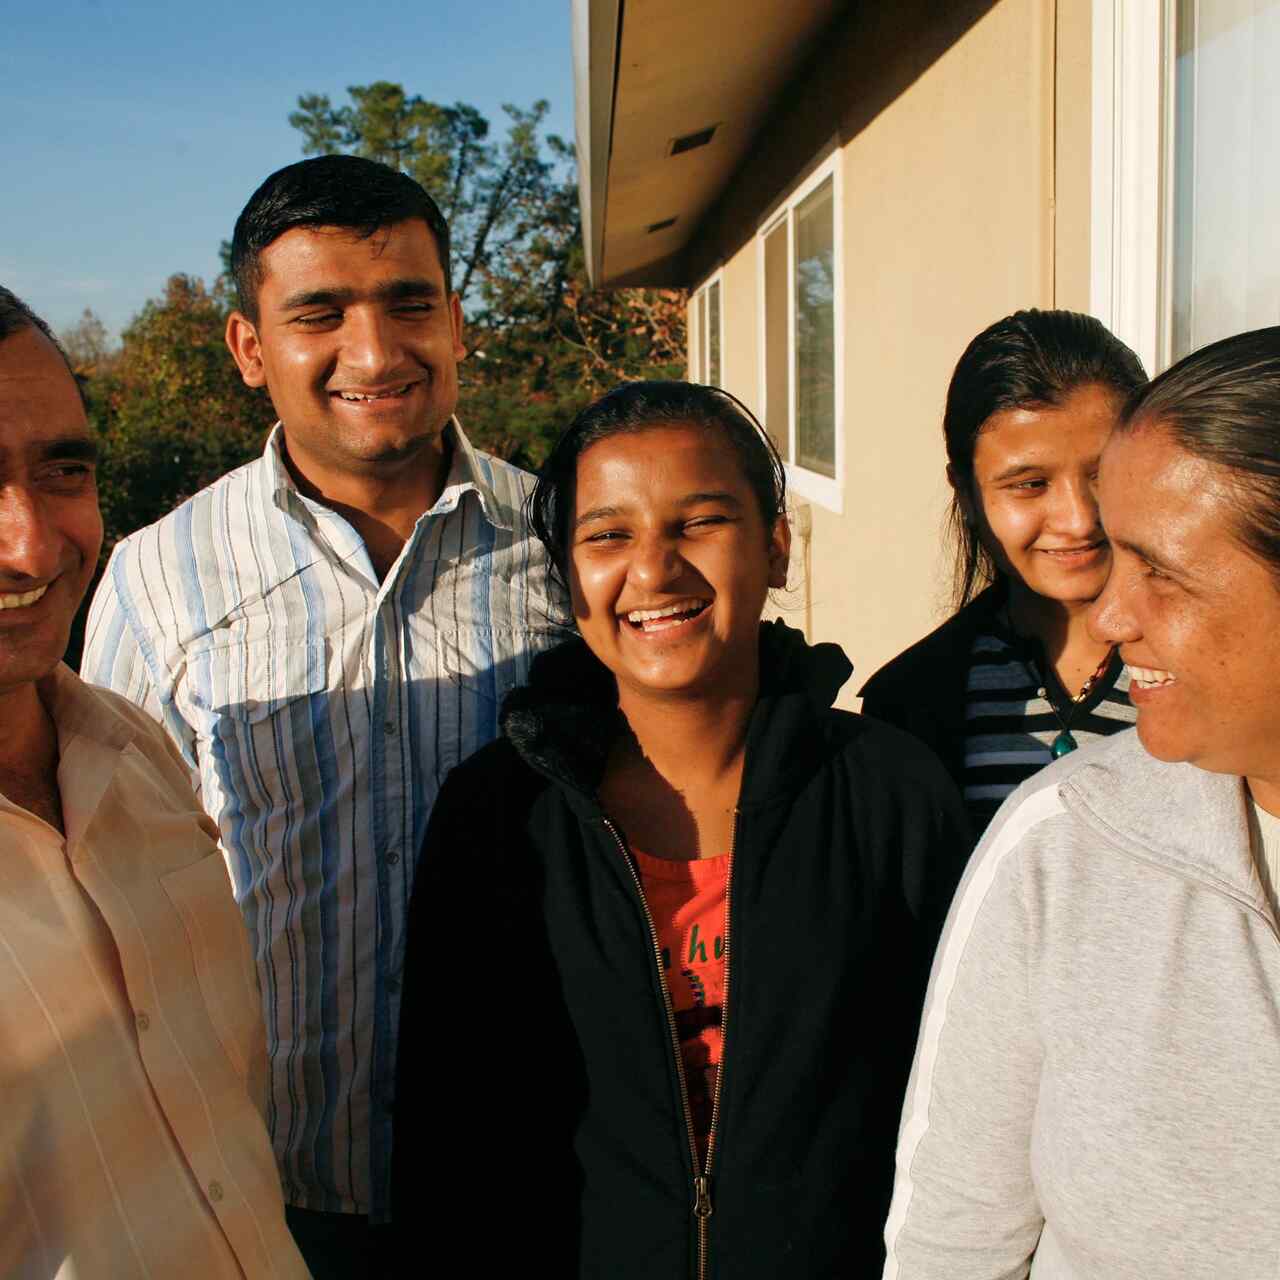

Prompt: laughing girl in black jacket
[{"left": 391, "top": 382, "right": 969, "bottom": 1278}]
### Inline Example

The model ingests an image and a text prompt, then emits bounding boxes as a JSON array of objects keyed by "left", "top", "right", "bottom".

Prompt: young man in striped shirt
[{"left": 82, "top": 157, "right": 568, "bottom": 1275}]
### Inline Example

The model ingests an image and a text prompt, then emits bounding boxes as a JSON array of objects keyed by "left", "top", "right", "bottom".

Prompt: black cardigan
[
  {"left": 858, "top": 584, "right": 1007, "bottom": 790},
  {"left": 391, "top": 621, "right": 970, "bottom": 1278}
]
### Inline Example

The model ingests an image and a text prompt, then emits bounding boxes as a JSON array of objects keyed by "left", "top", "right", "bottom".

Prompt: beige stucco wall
[{"left": 684, "top": 0, "right": 1092, "bottom": 705}]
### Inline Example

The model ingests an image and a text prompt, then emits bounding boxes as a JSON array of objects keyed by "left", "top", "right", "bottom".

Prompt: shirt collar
[
  {"left": 263, "top": 417, "right": 514, "bottom": 534},
  {"left": 39, "top": 663, "right": 137, "bottom": 756}
]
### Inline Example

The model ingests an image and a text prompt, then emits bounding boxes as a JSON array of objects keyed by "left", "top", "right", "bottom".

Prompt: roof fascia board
[{"left": 572, "top": 0, "right": 623, "bottom": 286}]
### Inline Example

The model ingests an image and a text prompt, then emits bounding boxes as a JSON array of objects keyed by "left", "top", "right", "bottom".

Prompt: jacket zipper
[{"left": 604, "top": 813, "right": 739, "bottom": 1280}]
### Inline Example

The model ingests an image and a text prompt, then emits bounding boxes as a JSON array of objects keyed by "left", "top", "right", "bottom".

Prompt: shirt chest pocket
[{"left": 182, "top": 639, "right": 329, "bottom": 804}]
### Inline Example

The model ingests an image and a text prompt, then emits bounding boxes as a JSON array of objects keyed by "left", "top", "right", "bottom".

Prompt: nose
[
  {"left": 1050, "top": 474, "right": 1102, "bottom": 540},
  {"left": 627, "top": 529, "right": 684, "bottom": 591},
  {"left": 0, "top": 484, "right": 62, "bottom": 584},
  {"left": 1087, "top": 562, "right": 1138, "bottom": 646},
  {"left": 339, "top": 307, "right": 403, "bottom": 381}
]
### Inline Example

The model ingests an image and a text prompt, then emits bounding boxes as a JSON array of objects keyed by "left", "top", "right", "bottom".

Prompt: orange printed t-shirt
[{"left": 633, "top": 848, "right": 730, "bottom": 1164}]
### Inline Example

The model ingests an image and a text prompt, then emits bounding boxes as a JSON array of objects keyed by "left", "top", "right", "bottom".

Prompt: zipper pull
[{"left": 693, "top": 1175, "right": 714, "bottom": 1219}]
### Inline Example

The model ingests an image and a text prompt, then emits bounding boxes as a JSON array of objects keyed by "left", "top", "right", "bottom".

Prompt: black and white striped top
[{"left": 963, "top": 621, "right": 1136, "bottom": 833}]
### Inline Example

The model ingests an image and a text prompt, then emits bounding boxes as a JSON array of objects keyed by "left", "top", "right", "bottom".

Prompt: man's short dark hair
[
  {"left": 0, "top": 285, "right": 88, "bottom": 408},
  {"left": 230, "top": 155, "right": 453, "bottom": 320}
]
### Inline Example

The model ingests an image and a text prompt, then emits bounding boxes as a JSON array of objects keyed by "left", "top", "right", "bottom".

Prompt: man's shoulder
[
  {"left": 55, "top": 667, "right": 186, "bottom": 768},
  {"left": 110, "top": 452, "right": 271, "bottom": 562},
  {"left": 465, "top": 445, "right": 539, "bottom": 525}
]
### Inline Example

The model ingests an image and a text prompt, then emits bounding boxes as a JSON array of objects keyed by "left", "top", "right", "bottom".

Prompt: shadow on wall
[{"left": 681, "top": 0, "right": 1001, "bottom": 286}]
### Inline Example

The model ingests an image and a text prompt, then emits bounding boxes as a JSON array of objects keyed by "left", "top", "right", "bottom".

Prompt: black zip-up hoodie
[{"left": 392, "top": 621, "right": 970, "bottom": 1277}]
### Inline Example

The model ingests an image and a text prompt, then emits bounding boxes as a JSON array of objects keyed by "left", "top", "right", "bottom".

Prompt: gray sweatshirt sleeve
[{"left": 882, "top": 789, "right": 1056, "bottom": 1279}]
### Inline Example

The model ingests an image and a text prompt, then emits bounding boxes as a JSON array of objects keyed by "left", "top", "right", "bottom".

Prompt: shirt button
[
  {"left": 136, "top": 1011, "right": 150, "bottom": 1032},
  {"left": 384, "top": 719, "right": 398, "bottom": 736},
  {"left": 386, "top": 850, "right": 401, "bottom": 866},
  {"left": 1036, "top": 687, "right": 1047, "bottom": 698},
  {"left": 208, "top": 1180, "right": 224, "bottom": 1202}
]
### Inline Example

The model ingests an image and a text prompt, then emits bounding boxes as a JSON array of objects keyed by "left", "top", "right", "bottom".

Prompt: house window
[
  {"left": 757, "top": 155, "right": 842, "bottom": 510},
  {"left": 690, "top": 274, "right": 723, "bottom": 385},
  {"left": 1092, "top": 0, "right": 1279, "bottom": 372},
  {"left": 1171, "top": 0, "right": 1280, "bottom": 358}
]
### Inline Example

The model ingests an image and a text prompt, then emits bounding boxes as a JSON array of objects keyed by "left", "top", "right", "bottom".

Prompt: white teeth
[
  {"left": 337, "top": 384, "right": 412, "bottom": 402},
  {"left": 0, "top": 584, "right": 49, "bottom": 610},
  {"left": 626, "top": 600, "right": 707, "bottom": 624},
  {"left": 1128, "top": 664, "right": 1176, "bottom": 689}
]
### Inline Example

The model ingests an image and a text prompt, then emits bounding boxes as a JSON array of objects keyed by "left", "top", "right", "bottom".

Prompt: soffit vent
[
  {"left": 667, "top": 125, "right": 718, "bottom": 157},
  {"left": 647, "top": 216, "right": 678, "bottom": 233}
]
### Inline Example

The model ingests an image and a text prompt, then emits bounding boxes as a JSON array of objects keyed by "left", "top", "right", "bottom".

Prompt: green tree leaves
[{"left": 78, "top": 85, "right": 686, "bottom": 551}]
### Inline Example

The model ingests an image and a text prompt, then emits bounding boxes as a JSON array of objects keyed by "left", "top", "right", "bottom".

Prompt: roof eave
[{"left": 572, "top": 0, "right": 622, "bottom": 288}]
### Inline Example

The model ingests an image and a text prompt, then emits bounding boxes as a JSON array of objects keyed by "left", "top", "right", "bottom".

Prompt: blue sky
[{"left": 2, "top": 0, "right": 574, "bottom": 339}]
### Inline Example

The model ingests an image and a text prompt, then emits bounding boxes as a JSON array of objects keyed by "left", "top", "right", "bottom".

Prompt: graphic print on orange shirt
[{"left": 633, "top": 848, "right": 729, "bottom": 1164}]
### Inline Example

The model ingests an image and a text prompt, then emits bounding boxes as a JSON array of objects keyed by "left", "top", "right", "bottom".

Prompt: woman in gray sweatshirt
[{"left": 883, "top": 325, "right": 1280, "bottom": 1280}]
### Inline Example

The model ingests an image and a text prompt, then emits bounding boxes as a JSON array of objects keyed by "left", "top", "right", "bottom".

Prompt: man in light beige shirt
[{"left": 0, "top": 285, "right": 309, "bottom": 1279}]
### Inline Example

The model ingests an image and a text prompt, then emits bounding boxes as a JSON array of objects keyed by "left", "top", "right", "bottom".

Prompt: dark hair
[
  {"left": 0, "top": 285, "right": 87, "bottom": 407},
  {"left": 528, "top": 380, "right": 787, "bottom": 592},
  {"left": 1118, "top": 324, "right": 1280, "bottom": 580},
  {"left": 230, "top": 155, "right": 452, "bottom": 320},
  {"left": 943, "top": 308, "right": 1147, "bottom": 608}
]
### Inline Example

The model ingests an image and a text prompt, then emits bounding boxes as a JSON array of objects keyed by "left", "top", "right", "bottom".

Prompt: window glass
[
  {"left": 763, "top": 222, "right": 791, "bottom": 460},
  {"left": 708, "top": 279, "right": 722, "bottom": 386},
  {"left": 1173, "top": 0, "right": 1280, "bottom": 357},
  {"left": 794, "top": 177, "right": 836, "bottom": 478},
  {"left": 690, "top": 290, "right": 704, "bottom": 380}
]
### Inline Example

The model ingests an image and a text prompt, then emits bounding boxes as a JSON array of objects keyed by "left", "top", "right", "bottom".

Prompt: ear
[
  {"left": 225, "top": 311, "right": 267, "bottom": 389},
  {"left": 449, "top": 292, "right": 466, "bottom": 362},
  {"left": 946, "top": 463, "right": 976, "bottom": 527},
  {"left": 767, "top": 515, "right": 792, "bottom": 589}
]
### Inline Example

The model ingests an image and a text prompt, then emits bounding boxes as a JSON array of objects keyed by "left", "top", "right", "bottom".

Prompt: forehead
[
  {"left": 0, "top": 328, "right": 90, "bottom": 456},
  {"left": 575, "top": 424, "right": 751, "bottom": 502},
  {"left": 257, "top": 219, "right": 445, "bottom": 299},
  {"left": 1099, "top": 425, "right": 1238, "bottom": 556},
  {"left": 974, "top": 384, "right": 1121, "bottom": 469}
]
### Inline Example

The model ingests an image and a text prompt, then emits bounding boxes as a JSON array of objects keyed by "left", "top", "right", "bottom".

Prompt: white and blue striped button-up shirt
[{"left": 82, "top": 421, "right": 570, "bottom": 1221}]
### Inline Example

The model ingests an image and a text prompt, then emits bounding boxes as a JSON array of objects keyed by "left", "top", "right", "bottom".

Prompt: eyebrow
[
  {"left": 278, "top": 277, "right": 444, "bottom": 311},
  {"left": 34, "top": 436, "right": 99, "bottom": 465},
  {"left": 988, "top": 458, "right": 1101, "bottom": 484},
  {"left": 988, "top": 462, "right": 1044, "bottom": 483},
  {"left": 1113, "top": 535, "right": 1181, "bottom": 576},
  {"left": 573, "top": 490, "right": 744, "bottom": 529}
]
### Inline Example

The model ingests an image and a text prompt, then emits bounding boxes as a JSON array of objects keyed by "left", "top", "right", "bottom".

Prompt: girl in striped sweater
[{"left": 861, "top": 309, "right": 1147, "bottom": 834}]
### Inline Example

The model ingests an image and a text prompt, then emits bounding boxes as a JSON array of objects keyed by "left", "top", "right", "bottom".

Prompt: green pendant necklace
[{"left": 1042, "top": 647, "right": 1116, "bottom": 757}]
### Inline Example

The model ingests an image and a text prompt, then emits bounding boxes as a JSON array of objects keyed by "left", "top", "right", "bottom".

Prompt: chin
[
  {"left": 619, "top": 660, "right": 718, "bottom": 698},
  {"left": 353, "top": 431, "right": 439, "bottom": 465},
  {"left": 1134, "top": 717, "right": 1194, "bottom": 766},
  {"left": 1038, "top": 578, "right": 1108, "bottom": 608}
]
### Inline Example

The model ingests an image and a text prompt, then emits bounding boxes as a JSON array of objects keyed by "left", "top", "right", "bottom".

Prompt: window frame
[
  {"left": 1091, "top": 0, "right": 1177, "bottom": 375},
  {"left": 689, "top": 268, "right": 725, "bottom": 387},
  {"left": 754, "top": 151, "right": 844, "bottom": 514}
]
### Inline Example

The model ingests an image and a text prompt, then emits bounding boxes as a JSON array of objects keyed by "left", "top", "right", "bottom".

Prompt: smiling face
[
  {"left": 569, "top": 424, "right": 790, "bottom": 706},
  {"left": 963, "top": 382, "right": 1123, "bottom": 608},
  {"left": 0, "top": 326, "right": 102, "bottom": 697},
  {"left": 1089, "top": 423, "right": 1280, "bottom": 786},
  {"left": 225, "top": 218, "right": 465, "bottom": 491}
]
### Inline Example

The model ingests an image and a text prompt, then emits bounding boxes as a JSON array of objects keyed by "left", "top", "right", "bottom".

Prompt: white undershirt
[{"left": 1247, "top": 793, "right": 1280, "bottom": 923}]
